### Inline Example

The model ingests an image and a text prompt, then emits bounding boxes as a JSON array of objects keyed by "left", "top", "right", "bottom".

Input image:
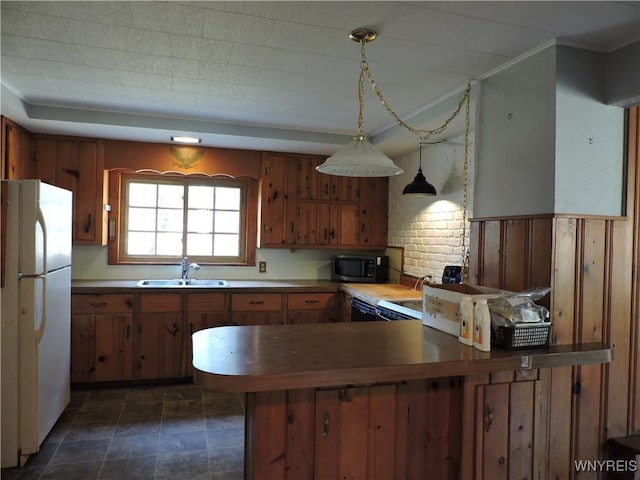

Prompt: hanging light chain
[
  {"left": 359, "top": 40, "right": 470, "bottom": 139},
  {"left": 461, "top": 82, "right": 471, "bottom": 283}
]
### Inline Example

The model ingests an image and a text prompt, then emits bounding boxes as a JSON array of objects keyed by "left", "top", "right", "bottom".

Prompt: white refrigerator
[{"left": 1, "top": 179, "right": 72, "bottom": 468}]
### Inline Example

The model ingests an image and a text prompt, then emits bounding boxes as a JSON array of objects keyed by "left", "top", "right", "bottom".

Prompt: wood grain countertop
[
  {"left": 192, "top": 320, "right": 611, "bottom": 393},
  {"left": 339, "top": 283, "right": 422, "bottom": 304}
]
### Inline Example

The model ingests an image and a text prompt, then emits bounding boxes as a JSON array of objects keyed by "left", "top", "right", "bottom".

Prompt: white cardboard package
[{"left": 422, "top": 284, "right": 508, "bottom": 348}]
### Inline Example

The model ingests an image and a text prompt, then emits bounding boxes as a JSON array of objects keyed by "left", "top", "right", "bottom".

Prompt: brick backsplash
[{"left": 388, "top": 141, "right": 473, "bottom": 283}]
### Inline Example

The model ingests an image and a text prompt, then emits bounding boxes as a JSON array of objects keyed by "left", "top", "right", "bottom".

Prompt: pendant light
[
  {"left": 402, "top": 143, "right": 437, "bottom": 196},
  {"left": 316, "top": 29, "right": 402, "bottom": 177},
  {"left": 317, "top": 27, "right": 472, "bottom": 182}
]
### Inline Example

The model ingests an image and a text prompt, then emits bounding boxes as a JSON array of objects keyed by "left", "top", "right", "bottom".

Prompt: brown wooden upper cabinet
[
  {"left": 259, "top": 152, "right": 388, "bottom": 249},
  {"left": 33, "top": 136, "right": 108, "bottom": 246},
  {"left": 1, "top": 117, "right": 34, "bottom": 180}
]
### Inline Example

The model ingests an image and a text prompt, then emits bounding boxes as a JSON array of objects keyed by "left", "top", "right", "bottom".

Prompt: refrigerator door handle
[
  {"left": 36, "top": 205, "right": 48, "bottom": 276},
  {"left": 35, "top": 275, "right": 47, "bottom": 344}
]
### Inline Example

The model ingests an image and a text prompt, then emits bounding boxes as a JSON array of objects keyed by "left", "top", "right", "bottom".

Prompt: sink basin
[
  {"left": 136, "top": 279, "right": 228, "bottom": 287},
  {"left": 183, "top": 279, "right": 228, "bottom": 287}
]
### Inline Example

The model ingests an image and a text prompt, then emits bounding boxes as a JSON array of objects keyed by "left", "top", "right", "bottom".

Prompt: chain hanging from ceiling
[{"left": 352, "top": 29, "right": 473, "bottom": 275}]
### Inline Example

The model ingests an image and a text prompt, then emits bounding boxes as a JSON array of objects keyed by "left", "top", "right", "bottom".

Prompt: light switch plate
[{"left": 259, "top": 261, "right": 267, "bottom": 273}]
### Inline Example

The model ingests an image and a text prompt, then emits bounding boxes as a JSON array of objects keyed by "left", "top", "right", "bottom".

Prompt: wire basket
[{"left": 492, "top": 322, "right": 552, "bottom": 350}]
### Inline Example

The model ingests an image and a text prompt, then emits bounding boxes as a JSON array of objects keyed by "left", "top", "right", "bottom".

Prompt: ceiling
[{"left": 1, "top": 1, "right": 639, "bottom": 157}]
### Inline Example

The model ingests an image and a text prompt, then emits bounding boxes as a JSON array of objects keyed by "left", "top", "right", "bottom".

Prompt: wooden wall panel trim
[
  {"left": 508, "top": 381, "right": 535, "bottom": 480},
  {"left": 628, "top": 106, "right": 640, "bottom": 434},
  {"left": 551, "top": 217, "right": 578, "bottom": 345}
]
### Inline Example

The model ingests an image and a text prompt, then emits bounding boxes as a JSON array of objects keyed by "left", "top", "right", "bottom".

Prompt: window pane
[
  {"left": 189, "top": 186, "right": 214, "bottom": 209},
  {"left": 158, "top": 184, "right": 184, "bottom": 208},
  {"left": 157, "top": 233, "right": 182, "bottom": 255},
  {"left": 214, "top": 211, "right": 239, "bottom": 233},
  {"left": 188, "top": 210, "right": 213, "bottom": 233},
  {"left": 129, "top": 183, "right": 157, "bottom": 207},
  {"left": 158, "top": 208, "right": 183, "bottom": 232},
  {"left": 187, "top": 233, "right": 212, "bottom": 256},
  {"left": 128, "top": 207, "right": 156, "bottom": 231},
  {"left": 215, "top": 187, "right": 240, "bottom": 210},
  {"left": 214, "top": 234, "right": 239, "bottom": 256},
  {"left": 127, "top": 232, "right": 156, "bottom": 255}
]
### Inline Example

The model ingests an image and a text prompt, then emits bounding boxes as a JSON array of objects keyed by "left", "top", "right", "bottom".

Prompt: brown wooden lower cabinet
[
  {"left": 244, "top": 374, "right": 546, "bottom": 480},
  {"left": 70, "top": 289, "right": 339, "bottom": 384},
  {"left": 138, "top": 294, "right": 183, "bottom": 379},
  {"left": 70, "top": 294, "right": 134, "bottom": 382}
]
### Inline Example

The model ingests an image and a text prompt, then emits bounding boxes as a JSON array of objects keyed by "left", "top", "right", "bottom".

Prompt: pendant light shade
[
  {"left": 316, "top": 135, "right": 403, "bottom": 177},
  {"left": 402, "top": 143, "right": 437, "bottom": 196},
  {"left": 402, "top": 167, "right": 437, "bottom": 196}
]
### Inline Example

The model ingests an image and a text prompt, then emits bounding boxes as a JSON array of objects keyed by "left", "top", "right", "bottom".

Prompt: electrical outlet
[{"left": 259, "top": 261, "right": 267, "bottom": 273}]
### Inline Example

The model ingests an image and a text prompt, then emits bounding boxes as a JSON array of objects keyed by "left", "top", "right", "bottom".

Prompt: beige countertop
[
  {"left": 339, "top": 282, "right": 422, "bottom": 304},
  {"left": 71, "top": 280, "right": 421, "bottom": 304}
]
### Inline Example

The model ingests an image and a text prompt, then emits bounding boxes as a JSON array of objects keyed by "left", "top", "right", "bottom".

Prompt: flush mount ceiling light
[
  {"left": 317, "top": 28, "right": 472, "bottom": 180},
  {"left": 171, "top": 136, "right": 201, "bottom": 144}
]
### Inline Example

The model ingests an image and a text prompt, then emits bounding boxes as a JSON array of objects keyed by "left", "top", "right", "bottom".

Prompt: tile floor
[{"left": 1, "top": 382, "right": 245, "bottom": 480}]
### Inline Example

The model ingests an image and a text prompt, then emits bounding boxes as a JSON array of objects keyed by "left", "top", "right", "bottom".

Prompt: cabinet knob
[
  {"left": 97, "top": 355, "right": 106, "bottom": 362},
  {"left": 89, "top": 302, "right": 107, "bottom": 308}
]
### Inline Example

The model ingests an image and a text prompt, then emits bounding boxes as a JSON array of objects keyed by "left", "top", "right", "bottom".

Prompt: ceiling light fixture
[
  {"left": 317, "top": 28, "right": 472, "bottom": 181},
  {"left": 402, "top": 143, "right": 437, "bottom": 196},
  {"left": 171, "top": 136, "right": 201, "bottom": 144}
]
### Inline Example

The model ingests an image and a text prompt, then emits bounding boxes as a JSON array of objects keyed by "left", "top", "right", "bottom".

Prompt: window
[{"left": 110, "top": 172, "right": 257, "bottom": 265}]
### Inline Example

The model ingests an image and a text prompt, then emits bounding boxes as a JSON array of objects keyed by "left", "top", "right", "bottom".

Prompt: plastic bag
[{"left": 487, "top": 287, "right": 551, "bottom": 328}]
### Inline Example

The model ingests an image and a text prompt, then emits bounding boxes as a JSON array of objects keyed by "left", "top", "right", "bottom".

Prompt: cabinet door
[
  {"left": 317, "top": 203, "right": 338, "bottom": 246},
  {"left": 297, "top": 202, "right": 318, "bottom": 245},
  {"left": 2, "top": 118, "right": 33, "bottom": 180},
  {"left": 359, "top": 177, "right": 388, "bottom": 248},
  {"left": 74, "top": 140, "right": 106, "bottom": 245},
  {"left": 33, "top": 137, "right": 107, "bottom": 246},
  {"left": 298, "top": 157, "right": 321, "bottom": 201},
  {"left": 338, "top": 203, "right": 359, "bottom": 247},
  {"left": 185, "top": 293, "right": 229, "bottom": 374},
  {"left": 70, "top": 293, "right": 135, "bottom": 383},
  {"left": 138, "top": 294, "right": 183, "bottom": 379},
  {"left": 94, "top": 314, "right": 134, "bottom": 382},
  {"left": 260, "top": 154, "right": 288, "bottom": 246},
  {"left": 70, "top": 314, "right": 95, "bottom": 383},
  {"left": 470, "top": 379, "right": 548, "bottom": 480}
]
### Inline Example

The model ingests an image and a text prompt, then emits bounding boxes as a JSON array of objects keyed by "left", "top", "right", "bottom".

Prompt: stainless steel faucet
[{"left": 181, "top": 257, "right": 200, "bottom": 279}]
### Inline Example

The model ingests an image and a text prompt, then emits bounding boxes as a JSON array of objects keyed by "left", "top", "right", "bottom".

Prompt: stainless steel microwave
[{"left": 332, "top": 255, "right": 389, "bottom": 283}]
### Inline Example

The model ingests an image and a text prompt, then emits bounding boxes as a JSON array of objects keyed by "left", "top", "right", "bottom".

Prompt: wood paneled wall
[{"left": 469, "top": 107, "right": 640, "bottom": 478}]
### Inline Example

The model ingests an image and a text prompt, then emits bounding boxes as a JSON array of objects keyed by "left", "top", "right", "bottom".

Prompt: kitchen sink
[{"left": 136, "top": 279, "right": 228, "bottom": 287}]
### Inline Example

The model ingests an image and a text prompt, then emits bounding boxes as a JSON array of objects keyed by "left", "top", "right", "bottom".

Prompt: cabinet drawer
[
  {"left": 187, "top": 293, "right": 227, "bottom": 312},
  {"left": 72, "top": 294, "right": 134, "bottom": 314},
  {"left": 232, "top": 294, "right": 282, "bottom": 311},
  {"left": 140, "top": 294, "right": 181, "bottom": 313},
  {"left": 287, "top": 293, "right": 335, "bottom": 311}
]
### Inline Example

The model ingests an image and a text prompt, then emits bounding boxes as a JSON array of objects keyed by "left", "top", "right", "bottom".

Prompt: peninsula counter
[{"left": 193, "top": 320, "right": 610, "bottom": 479}]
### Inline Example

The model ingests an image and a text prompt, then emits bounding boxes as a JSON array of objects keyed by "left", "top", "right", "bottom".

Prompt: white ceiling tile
[
  {"left": 100, "top": 25, "right": 172, "bottom": 55},
  {"left": 0, "top": 34, "right": 27, "bottom": 57},
  {"left": 170, "top": 35, "right": 234, "bottom": 63},
  {"left": 50, "top": 1, "right": 135, "bottom": 27},
  {"left": 129, "top": 2, "right": 205, "bottom": 36},
  {"left": 0, "top": 7, "right": 43, "bottom": 38},
  {"left": 16, "top": 36, "right": 85, "bottom": 63}
]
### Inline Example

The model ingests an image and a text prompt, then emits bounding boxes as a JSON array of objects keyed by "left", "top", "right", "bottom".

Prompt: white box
[{"left": 422, "top": 284, "right": 507, "bottom": 340}]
